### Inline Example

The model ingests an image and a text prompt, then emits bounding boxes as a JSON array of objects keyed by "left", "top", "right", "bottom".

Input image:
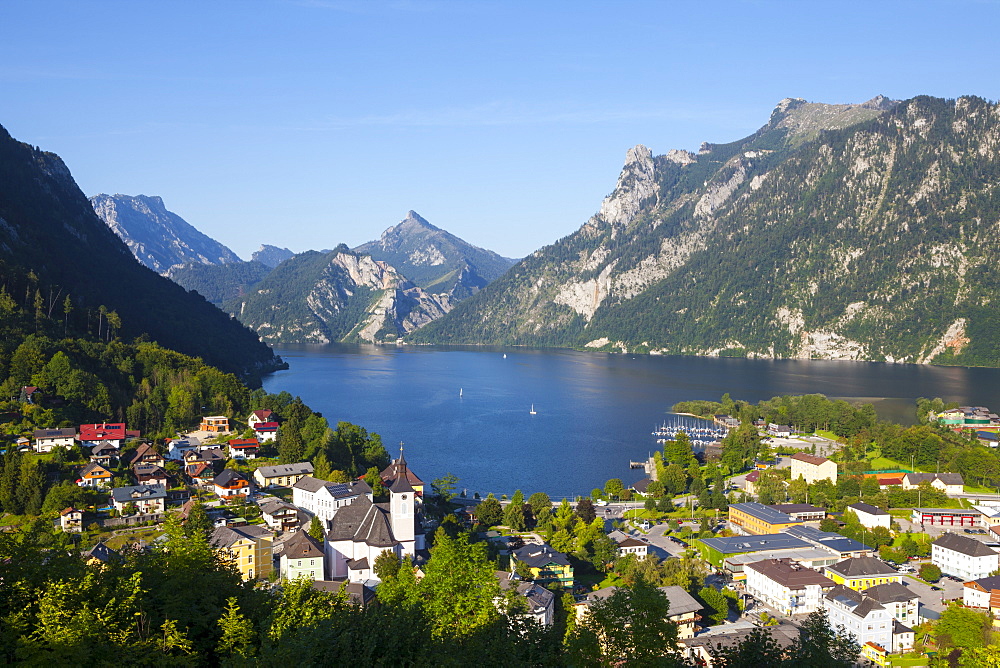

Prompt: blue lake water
[{"left": 262, "top": 345, "right": 1000, "bottom": 500}]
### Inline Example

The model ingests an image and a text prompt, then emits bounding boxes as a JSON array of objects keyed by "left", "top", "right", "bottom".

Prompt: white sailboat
[
  {"left": 529, "top": 404, "right": 537, "bottom": 415},
  {"left": 503, "top": 353, "right": 507, "bottom": 359},
  {"left": 460, "top": 388, "right": 463, "bottom": 397}
]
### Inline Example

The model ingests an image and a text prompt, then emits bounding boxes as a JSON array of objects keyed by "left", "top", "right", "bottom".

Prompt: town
[{"left": 5, "top": 390, "right": 1000, "bottom": 665}]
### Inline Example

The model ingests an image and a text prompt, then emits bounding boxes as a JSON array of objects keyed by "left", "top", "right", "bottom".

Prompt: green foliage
[
  {"left": 475, "top": 493, "right": 503, "bottom": 527},
  {"left": 935, "top": 604, "right": 992, "bottom": 651},
  {"left": 919, "top": 563, "right": 942, "bottom": 582}
]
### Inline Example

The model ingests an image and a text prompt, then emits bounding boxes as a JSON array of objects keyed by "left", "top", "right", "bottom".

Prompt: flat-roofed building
[
  {"left": 724, "top": 547, "right": 842, "bottom": 580},
  {"left": 912, "top": 507, "right": 982, "bottom": 528},
  {"left": 728, "top": 502, "right": 802, "bottom": 535},
  {"left": 696, "top": 534, "right": 813, "bottom": 569},
  {"left": 745, "top": 558, "right": 835, "bottom": 616},
  {"left": 784, "top": 524, "right": 874, "bottom": 559},
  {"left": 768, "top": 503, "right": 826, "bottom": 522}
]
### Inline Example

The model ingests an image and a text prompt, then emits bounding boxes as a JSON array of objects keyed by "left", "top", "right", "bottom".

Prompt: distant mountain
[
  {"left": 228, "top": 245, "right": 451, "bottom": 344},
  {"left": 170, "top": 260, "right": 272, "bottom": 305},
  {"left": 252, "top": 244, "right": 295, "bottom": 269},
  {"left": 90, "top": 193, "right": 242, "bottom": 274},
  {"left": 354, "top": 210, "right": 517, "bottom": 300},
  {"left": 0, "top": 125, "right": 280, "bottom": 378},
  {"left": 413, "top": 95, "right": 1000, "bottom": 367}
]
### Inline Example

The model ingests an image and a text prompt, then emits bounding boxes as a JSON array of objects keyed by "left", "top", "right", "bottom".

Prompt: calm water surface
[{"left": 262, "top": 345, "right": 1000, "bottom": 499}]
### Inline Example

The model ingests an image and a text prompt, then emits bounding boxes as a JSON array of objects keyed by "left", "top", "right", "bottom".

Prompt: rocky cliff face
[
  {"left": 232, "top": 247, "right": 452, "bottom": 344},
  {"left": 251, "top": 244, "right": 294, "bottom": 268},
  {"left": 413, "top": 95, "right": 1000, "bottom": 367},
  {"left": 90, "top": 194, "right": 242, "bottom": 274}
]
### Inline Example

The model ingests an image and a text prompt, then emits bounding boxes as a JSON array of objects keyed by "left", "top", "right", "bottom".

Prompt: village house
[
  {"left": 83, "top": 542, "right": 121, "bottom": 568},
  {"left": 381, "top": 450, "right": 425, "bottom": 496},
  {"left": 324, "top": 468, "right": 425, "bottom": 582},
  {"left": 766, "top": 423, "right": 792, "bottom": 438},
  {"left": 932, "top": 532, "right": 1000, "bottom": 581},
  {"left": 214, "top": 469, "right": 252, "bottom": 500},
  {"left": 260, "top": 498, "right": 300, "bottom": 531},
  {"left": 33, "top": 428, "right": 76, "bottom": 453},
  {"left": 848, "top": 502, "right": 892, "bottom": 529},
  {"left": 132, "top": 463, "right": 169, "bottom": 487},
  {"left": 744, "top": 558, "right": 835, "bottom": 616},
  {"left": 824, "top": 556, "right": 901, "bottom": 591},
  {"left": 864, "top": 581, "right": 920, "bottom": 626},
  {"left": 59, "top": 507, "right": 83, "bottom": 532},
  {"left": 78, "top": 423, "right": 127, "bottom": 449},
  {"left": 608, "top": 529, "right": 648, "bottom": 558},
  {"left": 280, "top": 530, "right": 325, "bottom": 581},
  {"left": 78, "top": 461, "right": 113, "bottom": 488},
  {"left": 789, "top": 452, "right": 838, "bottom": 485},
  {"left": 183, "top": 447, "right": 227, "bottom": 469},
  {"left": 210, "top": 524, "right": 274, "bottom": 581},
  {"left": 200, "top": 416, "right": 230, "bottom": 433},
  {"left": 902, "top": 472, "right": 965, "bottom": 495},
  {"left": 165, "top": 437, "right": 201, "bottom": 461},
  {"left": 573, "top": 585, "right": 701, "bottom": 639},
  {"left": 185, "top": 461, "right": 216, "bottom": 486},
  {"left": 254, "top": 462, "right": 315, "bottom": 488},
  {"left": 247, "top": 409, "right": 274, "bottom": 427},
  {"left": 252, "top": 421, "right": 279, "bottom": 442},
  {"left": 511, "top": 543, "right": 573, "bottom": 589},
  {"left": 292, "top": 476, "right": 373, "bottom": 527},
  {"left": 823, "top": 585, "right": 914, "bottom": 658},
  {"left": 111, "top": 484, "right": 167, "bottom": 514},
  {"left": 227, "top": 438, "right": 260, "bottom": 460},
  {"left": 962, "top": 575, "right": 1000, "bottom": 613},
  {"left": 89, "top": 442, "right": 119, "bottom": 466},
  {"left": 497, "top": 571, "right": 556, "bottom": 626},
  {"left": 125, "top": 442, "right": 164, "bottom": 468},
  {"left": 20, "top": 386, "right": 41, "bottom": 404},
  {"left": 728, "top": 502, "right": 803, "bottom": 535},
  {"left": 743, "top": 470, "right": 760, "bottom": 495}
]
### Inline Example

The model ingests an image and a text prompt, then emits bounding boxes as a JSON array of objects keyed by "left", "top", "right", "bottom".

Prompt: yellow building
[
  {"left": 512, "top": 543, "right": 573, "bottom": 588},
  {"left": 824, "top": 556, "right": 901, "bottom": 591},
  {"left": 728, "top": 502, "right": 802, "bottom": 535},
  {"left": 210, "top": 525, "right": 274, "bottom": 581}
]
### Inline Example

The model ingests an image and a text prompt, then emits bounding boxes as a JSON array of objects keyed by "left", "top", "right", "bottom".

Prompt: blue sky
[{"left": 1, "top": 0, "right": 998, "bottom": 259}]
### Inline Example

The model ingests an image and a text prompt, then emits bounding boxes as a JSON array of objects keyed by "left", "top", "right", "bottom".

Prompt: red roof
[
  {"left": 745, "top": 471, "right": 760, "bottom": 482},
  {"left": 228, "top": 438, "right": 260, "bottom": 448},
  {"left": 253, "top": 422, "right": 279, "bottom": 431},
  {"left": 252, "top": 409, "right": 273, "bottom": 420},
  {"left": 79, "top": 423, "right": 126, "bottom": 440},
  {"left": 879, "top": 476, "right": 904, "bottom": 486}
]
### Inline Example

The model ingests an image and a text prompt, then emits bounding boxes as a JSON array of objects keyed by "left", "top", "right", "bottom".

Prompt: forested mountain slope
[
  {"left": 0, "top": 124, "right": 280, "bottom": 378},
  {"left": 413, "top": 95, "right": 1000, "bottom": 367},
  {"left": 90, "top": 193, "right": 242, "bottom": 274}
]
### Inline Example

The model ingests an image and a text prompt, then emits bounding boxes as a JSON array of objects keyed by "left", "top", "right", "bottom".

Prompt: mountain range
[{"left": 413, "top": 95, "right": 1000, "bottom": 367}]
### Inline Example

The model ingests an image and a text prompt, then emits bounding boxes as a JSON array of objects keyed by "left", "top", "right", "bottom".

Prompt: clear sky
[{"left": 1, "top": 0, "right": 998, "bottom": 260}]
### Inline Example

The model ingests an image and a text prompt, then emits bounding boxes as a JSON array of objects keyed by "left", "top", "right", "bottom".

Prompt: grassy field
[
  {"left": 892, "top": 532, "right": 932, "bottom": 548},
  {"left": 814, "top": 430, "right": 844, "bottom": 442},
  {"left": 105, "top": 527, "right": 164, "bottom": 550}
]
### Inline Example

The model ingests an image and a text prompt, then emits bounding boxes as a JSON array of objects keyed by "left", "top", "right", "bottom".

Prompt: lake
[{"left": 262, "top": 345, "right": 1000, "bottom": 500}]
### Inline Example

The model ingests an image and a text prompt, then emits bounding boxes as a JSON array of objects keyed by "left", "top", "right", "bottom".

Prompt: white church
[{"left": 324, "top": 452, "right": 426, "bottom": 582}]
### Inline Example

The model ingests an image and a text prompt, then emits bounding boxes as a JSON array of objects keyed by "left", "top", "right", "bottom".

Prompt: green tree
[
  {"left": 528, "top": 491, "right": 551, "bottom": 518},
  {"left": 476, "top": 493, "right": 503, "bottom": 527},
  {"left": 308, "top": 515, "right": 325, "bottom": 541},
  {"left": 787, "top": 610, "right": 859, "bottom": 666},
  {"left": 576, "top": 498, "right": 597, "bottom": 524},
  {"left": 935, "top": 604, "right": 993, "bottom": 650},
  {"left": 418, "top": 530, "right": 501, "bottom": 639},
  {"left": 699, "top": 586, "right": 729, "bottom": 625},
  {"left": 373, "top": 549, "right": 402, "bottom": 582},
  {"left": 919, "top": 563, "right": 941, "bottom": 582},
  {"left": 217, "top": 597, "right": 257, "bottom": 663},
  {"left": 503, "top": 490, "right": 526, "bottom": 531},
  {"left": 604, "top": 478, "right": 625, "bottom": 499},
  {"left": 431, "top": 473, "right": 460, "bottom": 501}
]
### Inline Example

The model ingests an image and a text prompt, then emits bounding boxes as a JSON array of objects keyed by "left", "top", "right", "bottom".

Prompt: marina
[{"left": 653, "top": 413, "right": 730, "bottom": 447}]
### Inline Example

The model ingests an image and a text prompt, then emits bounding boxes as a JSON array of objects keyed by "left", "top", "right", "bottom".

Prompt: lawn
[
  {"left": 105, "top": 527, "right": 164, "bottom": 550},
  {"left": 963, "top": 483, "right": 997, "bottom": 494},
  {"left": 892, "top": 532, "right": 932, "bottom": 548},
  {"left": 869, "top": 456, "right": 905, "bottom": 470},
  {"left": 889, "top": 656, "right": 929, "bottom": 667},
  {"left": 814, "top": 430, "right": 844, "bottom": 442}
]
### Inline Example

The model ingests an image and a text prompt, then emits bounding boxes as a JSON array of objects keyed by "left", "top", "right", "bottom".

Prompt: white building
[
  {"left": 292, "top": 476, "right": 372, "bottom": 527},
  {"left": 608, "top": 530, "right": 648, "bottom": 558},
  {"left": 33, "top": 428, "right": 76, "bottom": 453},
  {"left": 279, "top": 530, "right": 325, "bottom": 582},
  {"left": 324, "top": 466, "right": 425, "bottom": 582},
  {"left": 744, "top": 558, "right": 834, "bottom": 616},
  {"left": 902, "top": 472, "right": 965, "bottom": 495},
  {"left": 932, "top": 532, "right": 1000, "bottom": 581},
  {"left": 497, "top": 571, "right": 556, "bottom": 626},
  {"left": 789, "top": 452, "right": 838, "bottom": 485},
  {"left": 848, "top": 502, "right": 892, "bottom": 529},
  {"left": 823, "top": 585, "right": 914, "bottom": 654},
  {"left": 963, "top": 575, "right": 1000, "bottom": 610},
  {"left": 166, "top": 437, "right": 201, "bottom": 461}
]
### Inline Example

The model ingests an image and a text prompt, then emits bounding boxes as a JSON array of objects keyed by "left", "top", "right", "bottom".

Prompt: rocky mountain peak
[{"left": 598, "top": 144, "right": 658, "bottom": 229}]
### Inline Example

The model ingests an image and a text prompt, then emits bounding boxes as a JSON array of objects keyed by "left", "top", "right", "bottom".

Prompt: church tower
[{"left": 389, "top": 445, "right": 415, "bottom": 546}]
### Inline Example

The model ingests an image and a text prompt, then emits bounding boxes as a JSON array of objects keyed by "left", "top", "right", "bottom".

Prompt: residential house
[
  {"left": 728, "top": 502, "right": 802, "bottom": 535},
  {"left": 20, "top": 386, "right": 41, "bottom": 404},
  {"left": 292, "top": 476, "right": 372, "bottom": 527},
  {"left": 932, "top": 532, "right": 1000, "bottom": 581},
  {"left": 89, "top": 442, "right": 119, "bottom": 466},
  {"left": 743, "top": 470, "right": 760, "bottom": 495},
  {"left": 200, "top": 416, "right": 230, "bottom": 433},
  {"left": 849, "top": 502, "right": 892, "bottom": 529},
  {"left": 254, "top": 462, "right": 314, "bottom": 488},
  {"left": 609, "top": 529, "right": 648, "bottom": 558},
  {"left": 511, "top": 543, "right": 573, "bottom": 589},
  {"left": 902, "top": 472, "right": 965, "bottom": 495},
  {"left": 60, "top": 507, "right": 83, "bottom": 532},
  {"left": 83, "top": 541, "right": 121, "bottom": 567},
  {"left": 573, "top": 585, "right": 701, "bottom": 639},
  {"left": 280, "top": 530, "right": 325, "bottom": 581},
  {"left": 962, "top": 575, "right": 1000, "bottom": 612},
  {"left": 767, "top": 424, "right": 792, "bottom": 438},
  {"left": 714, "top": 415, "right": 740, "bottom": 429},
  {"left": 767, "top": 503, "right": 827, "bottom": 522},
  {"left": 227, "top": 438, "right": 260, "bottom": 460},
  {"left": 497, "top": 571, "right": 556, "bottom": 626},
  {"left": 681, "top": 622, "right": 800, "bottom": 667},
  {"left": 78, "top": 423, "right": 127, "bottom": 448},
  {"left": 165, "top": 437, "right": 201, "bottom": 461},
  {"left": 744, "top": 558, "right": 835, "bottom": 616},
  {"left": 252, "top": 421, "right": 278, "bottom": 443},
  {"left": 324, "top": 468, "right": 425, "bottom": 582},
  {"left": 183, "top": 447, "right": 226, "bottom": 470},
  {"left": 864, "top": 581, "right": 920, "bottom": 627},
  {"left": 260, "top": 498, "right": 300, "bottom": 531},
  {"left": 823, "top": 584, "right": 914, "bottom": 655},
  {"left": 132, "top": 463, "right": 169, "bottom": 488},
  {"left": 381, "top": 450, "right": 425, "bottom": 496},
  {"left": 248, "top": 409, "right": 274, "bottom": 427},
  {"left": 630, "top": 478, "right": 652, "bottom": 495},
  {"left": 78, "top": 461, "right": 113, "bottom": 488},
  {"left": 33, "top": 428, "right": 76, "bottom": 453},
  {"left": 185, "top": 461, "right": 216, "bottom": 486},
  {"left": 111, "top": 484, "right": 167, "bottom": 514},
  {"left": 214, "top": 469, "right": 252, "bottom": 500},
  {"left": 210, "top": 525, "right": 274, "bottom": 581},
  {"left": 824, "top": 556, "right": 902, "bottom": 591},
  {"left": 789, "top": 452, "right": 838, "bottom": 485},
  {"left": 125, "top": 442, "right": 164, "bottom": 468}
]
